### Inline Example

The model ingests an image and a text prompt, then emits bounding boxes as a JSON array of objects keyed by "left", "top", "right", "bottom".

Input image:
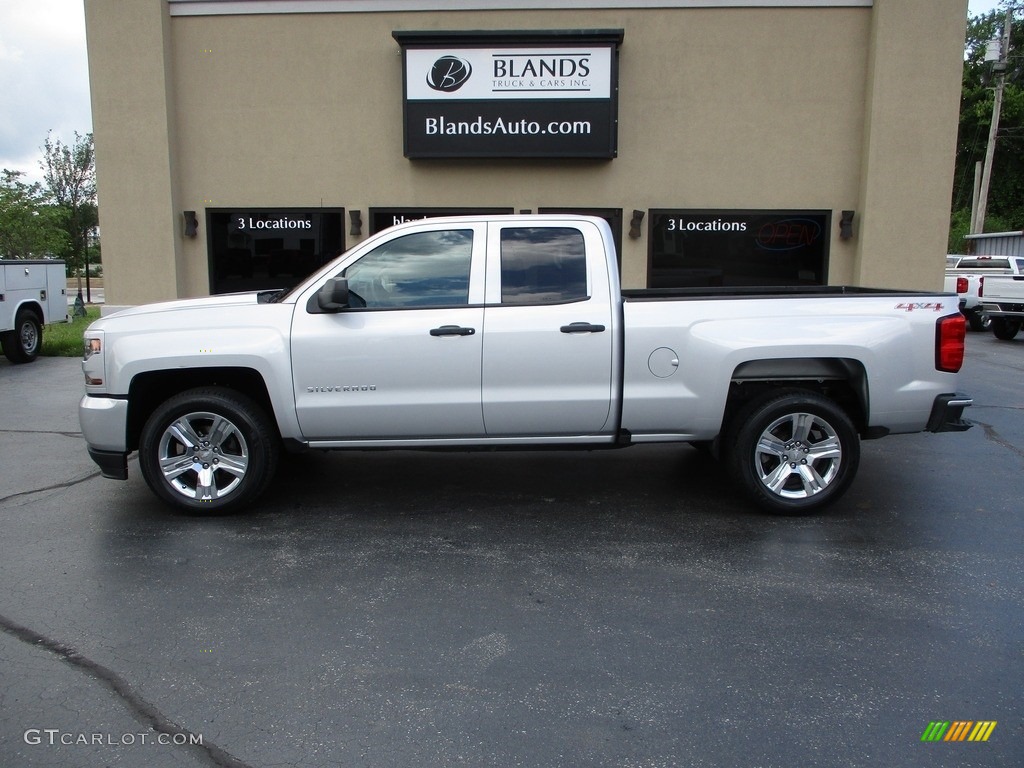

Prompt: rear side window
[{"left": 500, "top": 227, "right": 587, "bottom": 304}]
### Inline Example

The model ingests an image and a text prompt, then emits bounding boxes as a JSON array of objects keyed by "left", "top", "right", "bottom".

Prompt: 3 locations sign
[{"left": 393, "top": 30, "right": 622, "bottom": 159}]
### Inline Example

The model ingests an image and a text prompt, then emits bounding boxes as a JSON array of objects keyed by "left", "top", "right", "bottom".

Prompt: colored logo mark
[{"left": 921, "top": 721, "right": 997, "bottom": 742}]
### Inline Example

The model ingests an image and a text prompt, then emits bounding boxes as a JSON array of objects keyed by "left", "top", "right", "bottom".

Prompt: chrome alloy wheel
[
  {"left": 157, "top": 411, "right": 250, "bottom": 502},
  {"left": 753, "top": 412, "right": 842, "bottom": 500}
]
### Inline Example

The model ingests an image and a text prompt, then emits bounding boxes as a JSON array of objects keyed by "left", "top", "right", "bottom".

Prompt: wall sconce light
[
  {"left": 349, "top": 210, "right": 362, "bottom": 237},
  {"left": 839, "top": 210, "right": 855, "bottom": 241},
  {"left": 183, "top": 210, "right": 198, "bottom": 238},
  {"left": 629, "top": 209, "right": 645, "bottom": 239}
]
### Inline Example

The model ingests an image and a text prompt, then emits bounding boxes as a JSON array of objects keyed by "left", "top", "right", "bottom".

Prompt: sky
[
  {"left": 0, "top": 0, "right": 90, "bottom": 184},
  {"left": 0, "top": 0, "right": 1009, "bottom": 186}
]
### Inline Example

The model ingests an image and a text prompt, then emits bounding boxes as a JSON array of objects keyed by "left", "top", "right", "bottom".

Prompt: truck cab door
[
  {"left": 481, "top": 221, "right": 616, "bottom": 437},
  {"left": 291, "top": 224, "right": 486, "bottom": 440}
]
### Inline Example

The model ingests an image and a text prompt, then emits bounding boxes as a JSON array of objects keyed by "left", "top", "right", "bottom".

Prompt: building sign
[
  {"left": 393, "top": 30, "right": 622, "bottom": 159},
  {"left": 229, "top": 214, "right": 314, "bottom": 233},
  {"left": 648, "top": 210, "right": 831, "bottom": 288}
]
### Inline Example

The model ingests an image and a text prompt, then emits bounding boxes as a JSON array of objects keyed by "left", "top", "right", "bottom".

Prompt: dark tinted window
[
  {"left": 343, "top": 230, "right": 473, "bottom": 308},
  {"left": 500, "top": 227, "right": 587, "bottom": 304},
  {"left": 207, "top": 209, "right": 344, "bottom": 295},
  {"left": 956, "top": 257, "right": 1012, "bottom": 269},
  {"left": 649, "top": 210, "right": 829, "bottom": 288}
]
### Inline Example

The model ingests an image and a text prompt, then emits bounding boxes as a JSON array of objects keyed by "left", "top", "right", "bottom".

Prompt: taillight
[
  {"left": 956, "top": 276, "right": 968, "bottom": 294},
  {"left": 978, "top": 276, "right": 983, "bottom": 298},
  {"left": 936, "top": 313, "right": 966, "bottom": 373}
]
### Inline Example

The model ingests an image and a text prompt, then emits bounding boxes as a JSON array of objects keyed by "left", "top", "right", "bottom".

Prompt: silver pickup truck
[
  {"left": 979, "top": 273, "right": 1024, "bottom": 340},
  {"left": 79, "top": 215, "right": 972, "bottom": 515}
]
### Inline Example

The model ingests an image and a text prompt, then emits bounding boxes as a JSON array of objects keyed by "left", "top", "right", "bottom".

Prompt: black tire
[
  {"left": 965, "top": 310, "right": 990, "bottom": 333},
  {"left": 2, "top": 308, "right": 43, "bottom": 364},
  {"left": 727, "top": 390, "right": 860, "bottom": 515},
  {"left": 990, "top": 317, "right": 1021, "bottom": 341},
  {"left": 138, "top": 387, "right": 280, "bottom": 514}
]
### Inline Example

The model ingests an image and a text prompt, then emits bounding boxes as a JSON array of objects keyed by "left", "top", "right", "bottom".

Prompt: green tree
[
  {"left": 40, "top": 131, "right": 98, "bottom": 276},
  {"left": 0, "top": 169, "right": 67, "bottom": 259},
  {"left": 950, "top": 5, "right": 1024, "bottom": 251}
]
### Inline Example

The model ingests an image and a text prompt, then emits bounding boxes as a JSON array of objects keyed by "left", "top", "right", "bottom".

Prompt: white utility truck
[
  {"left": 0, "top": 259, "right": 68, "bottom": 363},
  {"left": 79, "top": 216, "right": 972, "bottom": 515}
]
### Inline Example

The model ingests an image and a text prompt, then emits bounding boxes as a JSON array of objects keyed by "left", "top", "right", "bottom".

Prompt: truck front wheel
[
  {"left": 1, "top": 308, "right": 42, "bottom": 363},
  {"left": 138, "top": 387, "right": 279, "bottom": 514},
  {"left": 990, "top": 317, "right": 1021, "bottom": 341},
  {"left": 727, "top": 390, "right": 860, "bottom": 515}
]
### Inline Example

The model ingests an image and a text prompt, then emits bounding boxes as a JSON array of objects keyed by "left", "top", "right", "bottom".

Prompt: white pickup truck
[
  {"left": 1, "top": 259, "right": 68, "bottom": 363},
  {"left": 944, "top": 255, "right": 1024, "bottom": 331},
  {"left": 79, "top": 215, "right": 972, "bottom": 515},
  {"left": 979, "top": 273, "right": 1024, "bottom": 340}
]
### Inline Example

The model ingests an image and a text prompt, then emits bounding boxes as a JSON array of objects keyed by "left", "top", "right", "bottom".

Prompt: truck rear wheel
[
  {"left": 965, "top": 309, "right": 990, "bottom": 332},
  {"left": 1, "top": 308, "right": 42, "bottom": 363},
  {"left": 990, "top": 318, "right": 1021, "bottom": 341},
  {"left": 138, "top": 387, "right": 279, "bottom": 514},
  {"left": 727, "top": 390, "right": 859, "bottom": 515}
]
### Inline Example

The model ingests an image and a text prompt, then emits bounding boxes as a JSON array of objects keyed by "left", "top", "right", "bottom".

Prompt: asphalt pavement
[{"left": 0, "top": 335, "right": 1021, "bottom": 768}]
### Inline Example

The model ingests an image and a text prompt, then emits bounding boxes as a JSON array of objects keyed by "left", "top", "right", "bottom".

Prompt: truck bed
[{"left": 621, "top": 285, "right": 939, "bottom": 301}]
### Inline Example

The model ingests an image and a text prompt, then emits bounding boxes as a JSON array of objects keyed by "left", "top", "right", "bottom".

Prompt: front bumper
[
  {"left": 88, "top": 448, "right": 128, "bottom": 480},
  {"left": 79, "top": 395, "right": 130, "bottom": 479},
  {"left": 926, "top": 393, "right": 973, "bottom": 433}
]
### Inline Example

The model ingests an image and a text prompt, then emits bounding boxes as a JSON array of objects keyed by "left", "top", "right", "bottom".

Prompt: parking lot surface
[{"left": 1, "top": 335, "right": 1021, "bottom": 768}]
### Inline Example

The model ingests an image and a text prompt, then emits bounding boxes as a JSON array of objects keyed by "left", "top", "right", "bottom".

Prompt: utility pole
[{"left": 973, "top": 9, "right": 1013, "bottom": 234}]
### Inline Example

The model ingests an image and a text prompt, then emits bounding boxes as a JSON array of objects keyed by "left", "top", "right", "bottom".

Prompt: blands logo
[{"left": 427, "top": 56, "right": 472, "bottom": 92}]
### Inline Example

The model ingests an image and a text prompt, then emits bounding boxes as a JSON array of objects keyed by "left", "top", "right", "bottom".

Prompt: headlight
[
  {"left": 83, "top": 334, "right": 104, "bottom": 386},
  {"left": 83, "top": 336, "right": 102, "bottom": 360}
]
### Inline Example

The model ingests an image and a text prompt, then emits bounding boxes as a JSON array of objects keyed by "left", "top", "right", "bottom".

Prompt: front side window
[
  {"left": 500, "top": 227, "right": 587, "bottom": 304},
  {"left": 343, "top": 230, "right": 473, "bottom": 308}
]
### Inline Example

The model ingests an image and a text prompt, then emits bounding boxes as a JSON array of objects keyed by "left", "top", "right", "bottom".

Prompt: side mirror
[{"left": 315, "top": 277, "right": 350, "bottom": 312}]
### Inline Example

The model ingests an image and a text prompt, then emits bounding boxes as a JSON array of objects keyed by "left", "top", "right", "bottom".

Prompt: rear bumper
[
  {"left": 980, "top": 302, "right": 1024, "bottom": 318},
  {"left": 926, "top": 393, "right": 973, "bottom": 433}
]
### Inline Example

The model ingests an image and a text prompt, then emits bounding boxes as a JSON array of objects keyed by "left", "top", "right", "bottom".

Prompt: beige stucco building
[{"left": 84, "top": 0, "right": 968, "bottom": 306}]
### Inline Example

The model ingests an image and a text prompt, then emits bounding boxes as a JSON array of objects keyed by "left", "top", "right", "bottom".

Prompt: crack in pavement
[
  {"left": 0, "top": 429, "right": 83, "bottom": 438},
  {"left": 975, "top": 420, "right": 1024, "bottom": 462},
  {"left": 0, "top": 454, "right": 139, "bottom": 506},
  {"left": 0, "top": 612, "right": 254, "bottom": 768},
  {"left": 0, "top": 472, "right": 103, "bottom": 506}
]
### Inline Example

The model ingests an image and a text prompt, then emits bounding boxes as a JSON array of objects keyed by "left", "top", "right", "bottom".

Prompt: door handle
[
  {"left": 430, "top": 325, "right": 476, "bottom": 337},
  {"left": 560, "top": 322, "right": 606, "bottom": 334}
]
